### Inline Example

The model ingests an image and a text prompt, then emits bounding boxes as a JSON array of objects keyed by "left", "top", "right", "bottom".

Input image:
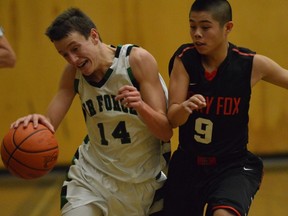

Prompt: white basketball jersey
[{"left": 74, "top": 44, "right": 167, "bottom": 183}]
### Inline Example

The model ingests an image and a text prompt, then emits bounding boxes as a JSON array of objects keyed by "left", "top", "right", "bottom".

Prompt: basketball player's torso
[
  {"left": 75, "top": 44, "right": 164, "bottom": 182},
  {"left": 173, "top": 43, "right": 255, "bottom": 157}
]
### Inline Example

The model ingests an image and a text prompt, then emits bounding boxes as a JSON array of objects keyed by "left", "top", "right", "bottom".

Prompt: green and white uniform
[{"left": 61, "top": 44, "right": 170, "bottom": 216}]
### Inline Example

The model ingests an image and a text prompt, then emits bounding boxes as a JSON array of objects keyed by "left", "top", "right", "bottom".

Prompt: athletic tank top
[
  {"left": 75, "top": 44, "right": 167, "bottom": 183},
  {"left": 169, "top": 43, "right": 255, "bottom": 158}
]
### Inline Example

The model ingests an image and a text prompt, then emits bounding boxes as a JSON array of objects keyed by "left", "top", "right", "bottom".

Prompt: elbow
[
  {"left": 171, "top": 122, "right": 180, "bottom": 129},
  {"left": 3, "top": 53, "right": 17, "bottom": 68},
  {"left": 168, "top": 117, "right": 181, "bottom": 129},
  {"left": 161, "top": 127, "right": 173, "bottom": 143},
  {"left": 8, "top": 54, "right": 16, "bottom": 68},
  {"left": 168, "top": 111, "right": 186, "bottom": 129}
]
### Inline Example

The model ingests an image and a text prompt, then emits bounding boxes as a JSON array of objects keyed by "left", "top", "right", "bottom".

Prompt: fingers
[
  {"left": 10, "top": 114, "right": 34, "bottom": 128},
  {"left": 117, "top": 85, "right": 136, "bottom": 93},
  {"left": 190, "top": 94, "right": 206, "bottom": 107},
  {"left": 115, "top": 85, "right": 136, "bottom": 100},
  {"left": 115, "top": 85, "right": 141, "bottom": 108},
  {"left": 10, "top": 114, "right": 55, "bottom": 133},
  {"left": 121, "top": 93, "right": 141, "bottom": 108},
  {"left": 184, "top": 94, "right": 207, "bottom": 113}
]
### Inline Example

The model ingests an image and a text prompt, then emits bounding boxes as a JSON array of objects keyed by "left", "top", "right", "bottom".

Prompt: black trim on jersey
[
  {"left": 84, "top": 135, "right": 89, "bottom": 144},
  {"left": 127, "top": 67, "right": 140, "bottom": 90},
  {"left": 163, "top": 152, "right": 171, "bottom": 165},
  {"left": 125, "top": 45, "right": 140, "bottom": 91},
  {"left": 126, "top": 44, "right": 139, "bottom": 56},
  {"left": 77, "top": 45, "right": 123, "bottom": 88},
  {"left": 115, "top": 45, "right": 121, "bottom": 58},
  {"left": 74, "top": 79, "right": 79, "bottom": 94},
  {"left": 152, "top": 187, "right": 164, "bottom": 203},
  {"left": 126, "top": 45, "right": 133, "bottom": 56},
  {"left": 60, "top": 185, "right": 68, "bottom": 209},
  {"left": 84, "top": 67, "right": 114, "bottom": 88},
  {"left": 73, "top": 148, "right": 80, "bottom": 161},
  {"left": 74, "top": 44, "right": 140, "bottom": 91},
  {"left": 90, "top": 44, "right": 140, "bottom": 90}
]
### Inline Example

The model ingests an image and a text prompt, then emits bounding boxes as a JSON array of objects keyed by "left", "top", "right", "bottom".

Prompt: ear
[
  {"left": 225, "top": 21, "right": 233, "bottom": 34},
  {"left": 90, "top": 28, "right": 100, "bottom": 44}
]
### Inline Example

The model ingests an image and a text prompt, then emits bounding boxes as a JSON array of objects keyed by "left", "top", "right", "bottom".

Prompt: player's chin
[
  {"left": 195, "top": 46, "right": 209, "bottom": 55},
  {"left": 78, "top": 62, "right": 92, "bottom": 74},
  {"left": 80, "top": 67, "right": 94, "bottom": 77}
]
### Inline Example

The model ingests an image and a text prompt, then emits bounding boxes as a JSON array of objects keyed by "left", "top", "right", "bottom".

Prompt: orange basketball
[{"left": 1, "top": 122, "right": 59, "bottom": 179}]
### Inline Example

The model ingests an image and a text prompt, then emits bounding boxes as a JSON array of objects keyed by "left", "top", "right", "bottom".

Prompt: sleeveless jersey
[
  {"left": 74, "top": 44, "right": 167, "bottom": 183},
  {"left": 169, "top": 43, "right": 255, "bottom": 158}
]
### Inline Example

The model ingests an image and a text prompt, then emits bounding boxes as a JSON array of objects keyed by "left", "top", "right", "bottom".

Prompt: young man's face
[
  {"left": 189, "top": 11, "right": 230, "bottom": 55},
  {"left": 53, "top": 31, "right": 97, "bottom": 76}
]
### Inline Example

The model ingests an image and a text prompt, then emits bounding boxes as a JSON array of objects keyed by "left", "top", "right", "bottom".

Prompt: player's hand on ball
[
  {"left": 2, "top": 122, "right": 59, "bottom": 179},
  {"left": 11, "top": 114, "right": 55, "bottom": 133}
]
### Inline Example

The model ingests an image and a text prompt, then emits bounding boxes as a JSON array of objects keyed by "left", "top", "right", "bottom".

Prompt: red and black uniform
[{"left": 164, "top": 43, "right": 263, "bottom": 216}]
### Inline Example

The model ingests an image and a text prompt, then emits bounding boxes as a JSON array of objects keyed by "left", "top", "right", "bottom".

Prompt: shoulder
[
  {"left": 229, "top": 43, "right": 256, "bottom": 57},
  {"left": 169, "top": 43, "right": 197, "bottom": 75},
  {"left": 129, "top": 46, "right": 156, "bottom": 65},
  {"left": 126, "top": 46, "right": 159, "bottom": 84},
  {"left": 58, "top": 64, "right": 77, "bottom": 93},
  {"left": 170, "top": 43, "right": 197, "bottom": 63},
  {"left": 128, "top": 46, "right": 158, "bottom": 76},
  {"left": 60, "top": 64, "right": 77, "bottom": 85},
  {"left": 173, "top": 43, "right": 196, "bottom": 57},
  {"left": 62, "top": 64, "right": 76, "bottom": 77},
  {"left": 252, "top": 54, "right": 278, "bottom": 75}
]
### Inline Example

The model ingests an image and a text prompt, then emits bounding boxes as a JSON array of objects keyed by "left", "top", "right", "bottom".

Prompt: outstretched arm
[
  {"left": 45, "top": 64, "right": 76, "bottom": 130},
  {"left": 252, "top": 54, "right": 288, "bottom": 88},
  {"left": 11, "top": 64, "right": 76, "bottom": 132}
]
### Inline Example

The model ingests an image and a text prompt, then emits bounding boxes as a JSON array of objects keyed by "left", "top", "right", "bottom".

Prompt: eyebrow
[
  {"left": 189, "top": 19, "right": 213, "bottom": 24},
  {"left": 57, "top": 41, "right": 79, "bottom": 54}
]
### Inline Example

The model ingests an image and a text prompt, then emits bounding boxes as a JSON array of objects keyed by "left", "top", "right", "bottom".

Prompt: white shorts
[{"left": 61, "top": 150, "right": 166, "bottom": 216}]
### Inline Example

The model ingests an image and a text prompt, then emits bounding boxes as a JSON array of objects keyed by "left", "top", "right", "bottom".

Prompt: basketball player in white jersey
[{"left": 11, "top": 8, "right": 172, "bottom": 216}]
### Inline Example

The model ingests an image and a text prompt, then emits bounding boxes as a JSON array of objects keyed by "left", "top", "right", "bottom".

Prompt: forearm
[
  {"left": 137, "top": 102, "right": 173, "bottom": 142},
  {"left": 168, "top": 103, "right": 190, "bottom": 128},
  {"left": 45, "top": 91, "right": 75, "bottom": 131}
]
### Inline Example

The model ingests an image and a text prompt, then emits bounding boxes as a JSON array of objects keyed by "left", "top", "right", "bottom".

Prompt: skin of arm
[
  {"left": 115, "top": 47, "right": 173, "bottom": 142},
  {"left": 167, "top": 57, "right": 206, "bottom": 128},
  {"left": 11, "top": 64, "right": 76, "bottom": 132},
  {"left": 0, "top": 35, "right": 16, "bottom": 68},
  {"left": 45, "top": 64, "right": 76, "bottom": 130},
  {"left": 252, "top": 54, "right": 288, "bottom": 88}
]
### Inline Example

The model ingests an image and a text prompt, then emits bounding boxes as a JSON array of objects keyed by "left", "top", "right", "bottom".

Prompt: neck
[
  {"left": 88, "top": 44, "right": 116, "bottom": 82},
  {"left": 202, "top": 42, "right": 229, "bottom": 73}
]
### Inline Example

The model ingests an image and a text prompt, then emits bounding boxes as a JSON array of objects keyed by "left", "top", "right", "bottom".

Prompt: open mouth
[
  {"left": 78, "top": 60, "right": 88, "bottom": 69},
  {"left": 195, "top": 42, "right": 205, "bottom": 46}
]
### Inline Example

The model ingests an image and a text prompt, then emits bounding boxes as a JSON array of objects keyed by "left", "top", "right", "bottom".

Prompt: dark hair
[
  {"left": 190, "top": 0, "right": 232, "bottom": 26},
  {"left": 45, "top": 8, "right": 100, "bottom": 42}
]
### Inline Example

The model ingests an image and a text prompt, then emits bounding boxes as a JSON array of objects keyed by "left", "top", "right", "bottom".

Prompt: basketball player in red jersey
[{"left": 164, "top": 0, "right": 288, "bottom": 216}]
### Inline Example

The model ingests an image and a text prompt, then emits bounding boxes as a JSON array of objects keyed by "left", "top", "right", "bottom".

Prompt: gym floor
[{"left": 0, "top": 159, "right": 287, "bottom": 216}]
